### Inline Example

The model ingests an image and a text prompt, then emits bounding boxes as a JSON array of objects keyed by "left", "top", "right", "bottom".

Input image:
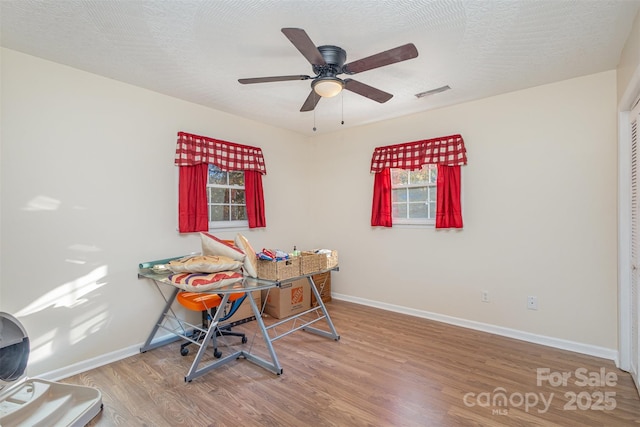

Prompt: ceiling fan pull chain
[
  {"left": 313, "top": 93, "right": 317, "bottom": 131},
  {"left": 341, "top": 92, "right": 344, "bottom": 125}
]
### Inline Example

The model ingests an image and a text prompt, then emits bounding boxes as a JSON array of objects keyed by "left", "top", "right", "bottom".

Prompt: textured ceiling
[{"left": 1, "top": 0, "right": 639, "bottom": 136}]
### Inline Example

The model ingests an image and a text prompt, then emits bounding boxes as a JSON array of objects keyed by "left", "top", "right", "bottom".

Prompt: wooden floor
[{"left": 63, "top": 300, "right": 640, "bottom": 426}]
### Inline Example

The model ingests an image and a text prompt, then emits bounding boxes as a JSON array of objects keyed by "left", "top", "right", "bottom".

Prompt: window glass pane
[
  {"left": 390, "top": 165, "right": 438, "bottom": 224},
  {"left": 206, "top": 164, "right": 249, "bottom": 226},
  {"left": 209, "top": 187, "right": 228, "bottom": 203},
  {"left": 392, "top": 203, "right": 407, "bottom": 219},
  {"left": 409, "top": 168, "right": 429, "bottom": 185},
  {"left": 231, "top": 206, "right": 247, "bottom": 221},
  {"left": 428, "top": 201, "right": 436, "bottom": 219},
  {"left": 428, "top": 186, "right": 436, "bottom": 202},
  {"left": 391, "top": 169, "right": 408, "bottom": 186},
  {"left": 408, "top": 202, "right": 428, "bottom": 218},
  {"left": 229, "top": 171, "right": 244, "bottom": 186},
  {"left": 429, "top": 166, "right": 437, "bottom": 184},
  {"left": 408, "top": 187, "right": 427, "bottom": 202},
  {"left": 230, "top": 189, "right": 245, "bottom": 204},
  {"left": 392, "top": 188, "right": 407, "bottom": 203},
  {"left": 210, "top": 205, "right": 225, "bottom": 221},
  {"left": 208, "top": 164, "right": 227, "bottom": 185}
]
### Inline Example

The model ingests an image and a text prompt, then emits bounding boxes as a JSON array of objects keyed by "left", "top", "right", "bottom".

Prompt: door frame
[
  {"left": 618, "top": 109, "right": 632, "bottom": 373},
  {"left": 618, "top": 66, "right": 640, "bottom": 377}
]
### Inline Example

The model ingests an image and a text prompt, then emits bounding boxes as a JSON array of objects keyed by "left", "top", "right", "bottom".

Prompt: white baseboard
[
  {"left": 40, "top": 343, "right": 142, "bottom": 382},
  {"left": 41, "top": 332, "right": 177, "bottom": 382},
  {"left": 42, "top": 296, "right": 617, "bottom": 381},
  {"left": 331, "top": 293, "right": 618, "bottom": 362}
]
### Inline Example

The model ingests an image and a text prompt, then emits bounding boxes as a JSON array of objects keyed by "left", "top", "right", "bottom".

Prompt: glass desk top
[{"left": 137, "top": 267, "right": 279, "bottom": 293}]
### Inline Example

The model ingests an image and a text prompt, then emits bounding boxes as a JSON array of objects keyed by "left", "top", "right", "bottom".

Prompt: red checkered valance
[
  {"left": 175, "top": 132, "right": 267, "bottom": 174},
  {"left": 370, "top": 134, "right": 467, "bottom": 173}
]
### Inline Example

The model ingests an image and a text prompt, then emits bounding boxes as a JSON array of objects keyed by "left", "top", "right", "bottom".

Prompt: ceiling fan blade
[
  {"left": 239, "top": 75, "right": 311, "bottom": 84},
  {"left": 343, "top": 43, "right": 418, "bottom": 74},
  {"left": 281, "top": 28, "right": 326, "bottom": 66},
  {"left": 343, "top": 79, "right": 393, "bottom": 103},
  {"left": 300, "top": 90, "right": 321, "bottom": 112}
]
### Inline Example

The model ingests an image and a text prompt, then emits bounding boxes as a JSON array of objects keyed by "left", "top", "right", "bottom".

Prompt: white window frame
[
  {"left": 391, "top": 164, "right": 437, "bottom": 226},
  {"left": 207, "top": 164, "right": 248, "bottom": 230}
]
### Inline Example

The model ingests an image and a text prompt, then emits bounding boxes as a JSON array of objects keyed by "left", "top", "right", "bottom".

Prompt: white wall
[
  {"left": 310, "top": 71, "right": 618, "bottom": 352},
  {"left": 0, "top": 48, "right": 314, "bottom": 376},
  {"left": 1, "top": 47, "right": 619, "bottom": 377}
]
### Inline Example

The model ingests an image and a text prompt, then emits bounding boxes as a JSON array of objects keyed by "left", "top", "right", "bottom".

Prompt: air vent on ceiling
[{"left": 415, "top": 85, "right": 451, "bottom": 98}]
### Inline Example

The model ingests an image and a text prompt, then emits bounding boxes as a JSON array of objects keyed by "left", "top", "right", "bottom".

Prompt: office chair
[{"left": 177, "top": 291, "right": 248, "bottom": 358}]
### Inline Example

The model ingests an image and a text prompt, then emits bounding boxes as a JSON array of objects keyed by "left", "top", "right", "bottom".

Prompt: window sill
[
  {"left": 209, "top": 225, "right": 249, "bottom": 232},
  {"left": 392, "top": 221, "right": 435, "bottom": 229}
]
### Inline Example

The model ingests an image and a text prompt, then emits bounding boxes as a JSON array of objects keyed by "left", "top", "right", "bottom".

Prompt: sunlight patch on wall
[
  {"left": 27, "top": 328, "right": 57, "bottom": 365},
  {"left": 22, "top": 195, "right": 61, "bottom": 211},
  {"left": 69, "top": 305, "right": 109, "bottom": 345},
  {"left": 15, "top": 265, "right": 109, "bottom": 317}
]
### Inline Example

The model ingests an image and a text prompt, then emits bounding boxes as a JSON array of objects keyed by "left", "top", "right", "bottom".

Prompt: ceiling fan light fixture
[{"left": 313, "top": 77, "right": 344, "bottom": 98}]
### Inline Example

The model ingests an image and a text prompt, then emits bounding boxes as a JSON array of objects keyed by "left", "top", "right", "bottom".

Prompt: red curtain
[
  {"left": 245, "top": 170, "right": 266, "bottom": 228},
  {"left": 436, "top": 165, "right": 463, "bottom": 229},
  {"left": 370, "top": 134, "right": 466, "bottom": 229},
  {"left": 175, "top": 132, "right": 266, "bottom": 173},
  {"left": 371, "top": 168, "right": 392, "bottom": 227},
  {"left": 178, "top": 164, "right": 209, "bottom": 233},
  {"left": 175, "top": 132, "right": 267, "bottom": 232},
  {"left": 370, "top": 134, "right": 467, "bottom": 172}
]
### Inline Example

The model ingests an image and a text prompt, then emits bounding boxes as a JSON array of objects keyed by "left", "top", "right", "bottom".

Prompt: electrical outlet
[
  {"left": 481, "top": 290, "right": 489, "bottom": 303},
  {"left": 527, "top": 296, "right": 538, "bottom": 310}
]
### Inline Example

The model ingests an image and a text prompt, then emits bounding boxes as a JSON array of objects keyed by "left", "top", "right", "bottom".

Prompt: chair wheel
[
  {"left": 242, "top": 336, "right": 248, "bottom": 344},
  {"left": 214, "top": 350, "right": 222, "bottom": 358},
  {"left": 180, "top": 347, "right": 189, "bottom": 356}
]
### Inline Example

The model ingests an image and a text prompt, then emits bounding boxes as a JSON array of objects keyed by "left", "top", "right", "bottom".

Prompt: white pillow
[
  {"left": 167, "top": 255, "right": 243, "bottom": 273},
  {"left": 235, "top": 233, "right": 258, "bottom": 278},
  {"left": 200, "top": 232, "right": 246, "bottom": 261}
]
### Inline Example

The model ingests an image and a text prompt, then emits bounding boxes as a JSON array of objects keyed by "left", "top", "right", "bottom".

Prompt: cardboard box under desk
[
  {"left": 261, "top": 279, "right": 310, "bottom": 319},
  {"left": 222, "top": 290, "right": 261, "bottom": 325},
  {"left": 311, "top": 271, "right": 332, "bottom": 306}
]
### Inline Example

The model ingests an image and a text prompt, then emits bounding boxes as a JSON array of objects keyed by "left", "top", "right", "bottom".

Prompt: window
[
  {"left": 391, "top": 164, "right": 437, "bottom": 225},
  {"left": 207, "top": 164, "right": 247, "bottom": 228}
]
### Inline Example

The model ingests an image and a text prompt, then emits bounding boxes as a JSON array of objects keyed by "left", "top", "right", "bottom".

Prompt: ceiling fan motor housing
[{"left": 313, "top": 45, "right": 347, "bottom": 77}]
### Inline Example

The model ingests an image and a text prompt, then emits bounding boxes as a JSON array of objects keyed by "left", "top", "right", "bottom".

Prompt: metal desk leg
[
  {"left": 303, "top": 275, "right": 340, "bottom": 340},
  {"left": 140, "top": 286, "right": 181, "bottom": 352},
  {"left": 184, "top": 293, "right": 243, "bottom": 382},
  {"left": 241, "top": 289, "right": 283, "bottom": 375}
]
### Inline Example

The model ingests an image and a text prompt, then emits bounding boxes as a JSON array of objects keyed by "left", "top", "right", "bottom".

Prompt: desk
[{"left": 138, "top": 259, "right": 340, "bottom": 382}]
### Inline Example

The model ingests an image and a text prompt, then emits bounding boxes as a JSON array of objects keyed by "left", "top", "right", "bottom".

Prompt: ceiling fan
[{"left": 238, "top": 28, "right": 419, "bottom": 112}]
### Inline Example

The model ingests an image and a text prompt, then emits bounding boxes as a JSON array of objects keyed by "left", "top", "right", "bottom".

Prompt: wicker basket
[
  {"left": 326, "top": 250, "right": 338, "bottom": 269},
  {"left": 257, "top": 257, "right": 301, "bottom": 280},
  {"left": 300, "top": 251, "right": 327, "bottom": 275}
]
